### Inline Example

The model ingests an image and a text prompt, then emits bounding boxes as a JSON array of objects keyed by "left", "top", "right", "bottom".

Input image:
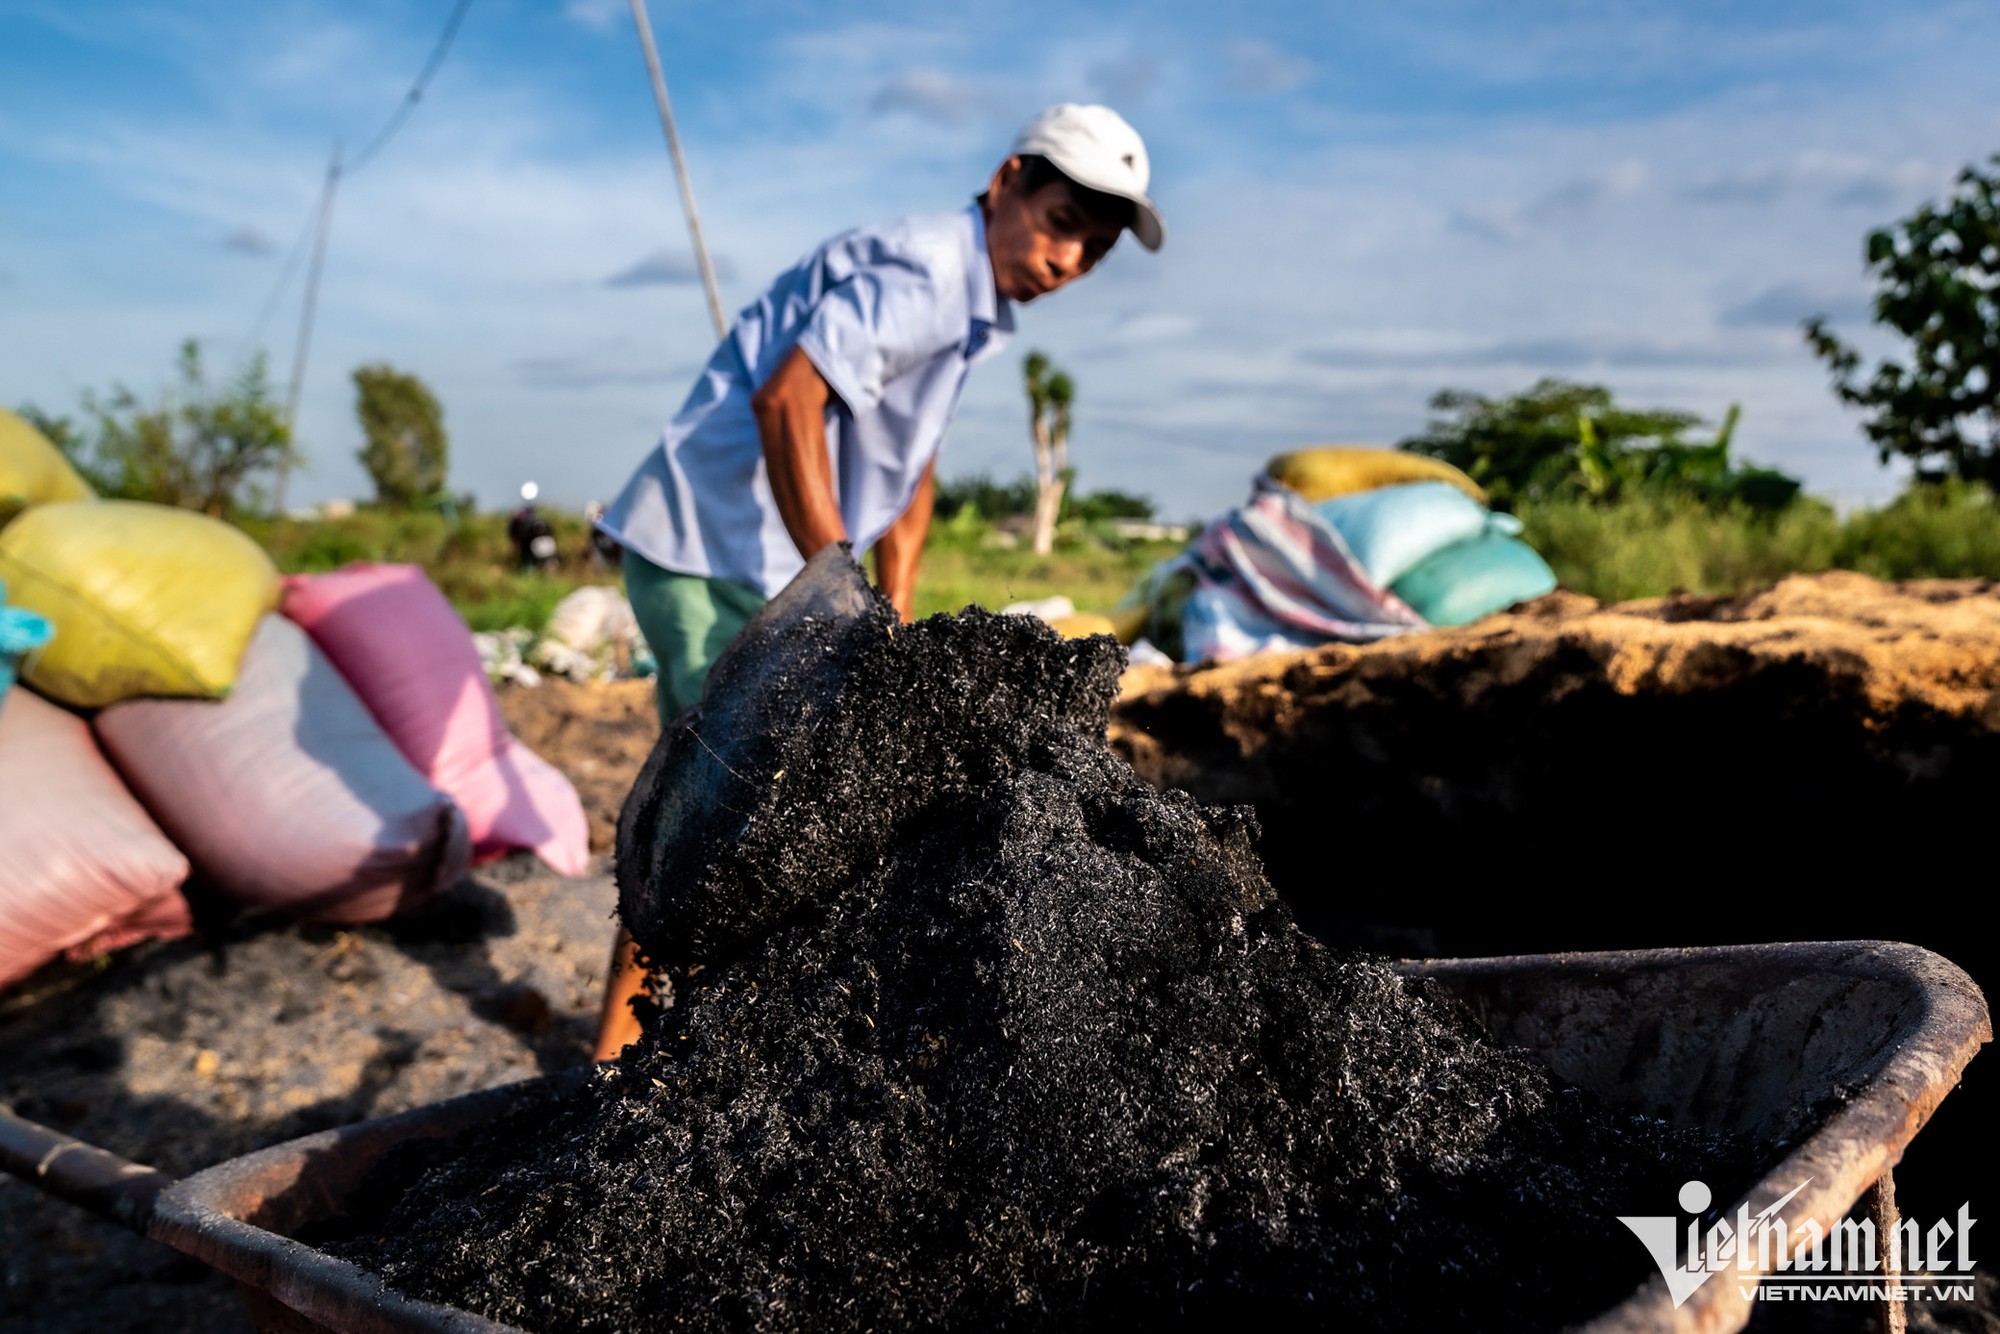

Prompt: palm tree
[{"left": 1024, "top": 352, "right": 1074, "bottom": 555}]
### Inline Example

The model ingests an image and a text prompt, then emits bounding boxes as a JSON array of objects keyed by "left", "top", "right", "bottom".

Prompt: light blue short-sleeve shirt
[{"left": 599, "top": 203, "right": 1014, "bottom": 598}]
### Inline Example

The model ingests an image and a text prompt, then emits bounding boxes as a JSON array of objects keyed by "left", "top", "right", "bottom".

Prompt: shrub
[
  {"left": 1515, "top": 495, "right": 1842, "bottom": 602},
  {"left": 1834, "top": 481, "right": 2000, "bottom": 579}
]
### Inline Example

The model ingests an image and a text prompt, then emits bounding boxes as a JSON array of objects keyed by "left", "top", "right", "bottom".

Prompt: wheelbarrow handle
[{"left": 0, "top": 1104, "right": 173, "bottom": 1233}]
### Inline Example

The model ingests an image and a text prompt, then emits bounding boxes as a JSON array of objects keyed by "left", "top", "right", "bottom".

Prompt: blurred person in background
[
  {"left": 583, "top": 500, "right": 621, "bottom": 568},
  {"left": 508, "top": 482, "right": 558, "bottom": 570}
]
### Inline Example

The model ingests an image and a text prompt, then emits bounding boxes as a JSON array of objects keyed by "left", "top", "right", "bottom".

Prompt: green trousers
[{"left": 621, "top": 548, "right": 767, "bottom": 725}]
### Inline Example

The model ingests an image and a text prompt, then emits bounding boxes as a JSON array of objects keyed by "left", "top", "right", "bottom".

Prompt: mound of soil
[
  {"left": 1109, "top": 570, "right": 2000, "bottom": 1223},
  {"left": 339, "top": 552, "right": 1746, "bottom": 1333},
  {"left": 1113, "top": 572, "right": 2000, "bottom": 912}
]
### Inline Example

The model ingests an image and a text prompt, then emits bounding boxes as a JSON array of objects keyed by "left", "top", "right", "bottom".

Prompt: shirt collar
[{"left": 965, "top": 200, "right": 1014, "bottom": 336}]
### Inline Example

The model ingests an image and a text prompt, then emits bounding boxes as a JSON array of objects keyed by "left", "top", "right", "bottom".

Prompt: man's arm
[
  {"left": 873, "top": 456, "right": 935, "bottom": 622},
  {"left": 751, "top": 346, "right": 848, "bottom": 559}
]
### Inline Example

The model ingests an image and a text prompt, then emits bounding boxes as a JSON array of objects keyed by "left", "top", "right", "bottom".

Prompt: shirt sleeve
[{"left": 793, "top": 260, "right": 962, "bottom": 416}]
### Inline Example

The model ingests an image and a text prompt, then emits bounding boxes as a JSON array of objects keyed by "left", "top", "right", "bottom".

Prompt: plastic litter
[
  {"left": 471, "top": 628, "right": 543, "bottom": 688},
  {"left": 999, "top": 594, "right": 1076, "bottom": 621},
  {"left": 0, "top": 580, "right": 54, "bottom": 700},
  {"left": 531, "top": 585, "right": 643, "bottom": 683}
]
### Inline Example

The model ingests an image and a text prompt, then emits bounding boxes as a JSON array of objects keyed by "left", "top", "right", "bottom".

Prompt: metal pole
[
  {"left": 627, "top": 0, "right": 727, "bottom": 340},
  {"left": 275, "top": 142, "right": 342, "bottom": 515}
]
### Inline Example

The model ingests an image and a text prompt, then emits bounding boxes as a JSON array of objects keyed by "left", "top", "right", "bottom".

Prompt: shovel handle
[{"left": 0, "top": 1104, "right": 172, "bottom": 1233}]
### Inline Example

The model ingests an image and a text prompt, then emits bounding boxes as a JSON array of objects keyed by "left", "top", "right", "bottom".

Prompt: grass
[
  {"left": 238, "top": 507, "right": 619, "bottom": 632},
  {"left": 239, "top": 483, "right": 2000, "bottom": 634},
  {"left": 240, "top": 504, "right": 1180, "bottom": 632},
  {"left": 1516, "top": 496, "right": 1844, "bottom": 603},
  {"left": 1519, "top": 482, "right": 2000, "bottom": 603},
  {"left": 1835, "top": 482, "right": 2000, "bottom": 580},
  {"left": 910, "top": 508, "right": 1185, "bottom": 620}
]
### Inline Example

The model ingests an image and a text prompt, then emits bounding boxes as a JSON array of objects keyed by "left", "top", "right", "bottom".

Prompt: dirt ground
[
  {"left": 1114, "top": 571, "right": 2000, "bottom": 932},
  {"left": 0, "top": 857, "right": 620, "bottom": 1332},
  {"left": 496, "top": 677, "right": 659, "bottom": 849},
  {"left": 0, "top": 681, "right": 650, "bottom": 1334},
  {"left": 5, "top": 582, "right": 1998, "bottom": 1330}
]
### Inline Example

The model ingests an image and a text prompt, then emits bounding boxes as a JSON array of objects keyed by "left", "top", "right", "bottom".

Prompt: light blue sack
[
  {"left": 1, "top": 579, "right": 55, "bottom": 700},
  {"left": 1390, "top": 532, "right": 1557, "bottom": 627},
  {"left": 1314, "top": 482, "right": 1519, "bottom": 589}
]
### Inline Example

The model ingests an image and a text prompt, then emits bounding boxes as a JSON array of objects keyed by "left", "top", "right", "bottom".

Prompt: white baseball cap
[{"left": 1010, "top": 104, "right": 1165, "bottom": 251}]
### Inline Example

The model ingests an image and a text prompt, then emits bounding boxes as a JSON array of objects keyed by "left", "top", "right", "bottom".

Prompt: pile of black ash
[{"left": 336, "top": 549, "right": 1748, "bottom": 1332}]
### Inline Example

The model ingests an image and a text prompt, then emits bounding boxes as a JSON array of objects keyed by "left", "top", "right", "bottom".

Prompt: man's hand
[
  {"left": 873, "top": 457, "right": 935, "bottom": 622},
  {"left": 752, "top": 347, "right": 847, "bottom": 560}
]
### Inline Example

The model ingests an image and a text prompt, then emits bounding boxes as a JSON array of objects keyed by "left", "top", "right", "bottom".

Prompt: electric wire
[
  {"left": 234, "top": 205, "right": 319, "bottom": 365},
  {"left": 234, "top": 0, "right": 474, "bottom": 365},
  {"left": 345, "top": 0, "right": 474, "bottom": 176}
]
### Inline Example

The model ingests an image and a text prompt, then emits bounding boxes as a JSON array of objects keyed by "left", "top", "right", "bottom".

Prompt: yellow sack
[
  {"left": 1, "top": 408, "right": 95, "bottom": 522},
  {"left": 1048, "top": 612, "right": 1119, "bottom": 641},
  {"left": 1104, "top": 604, "right": 1149, "bottom": 645},
  {"left": 1265, "top": 446, "right": 1485, "bottom": 504},
  {"left": 0, "top": 500, "right": 279, "bottom": 708}
]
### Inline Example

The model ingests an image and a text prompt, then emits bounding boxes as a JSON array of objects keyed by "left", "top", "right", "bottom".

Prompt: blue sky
[{"left": 3, "top": 0, "right": 1997, "bottom": 518}]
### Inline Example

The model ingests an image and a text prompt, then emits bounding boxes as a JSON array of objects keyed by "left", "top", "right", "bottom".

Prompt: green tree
[
  {"left": 1065, "top": 487, "right": 1154, "bottom": 521},
  {"left": 1402, "top": 378, "right": 1796, "bottom": 510},
  {"left": 933, "top": 473, "right": 1038, "bottom": 521},
  {"left": 1805, "top": 156, "right": 2000, "bottom": 486},
  {"left": 353, "top": 363, "right": 450, "bottom": 507},
  {"left": 933, "top": 473, "right": 1153, "bottom": 526},
  {"left": 71, "top": 340, "right": 294, "bottom": 516},
  {"left": 1023, "top": 351, "right": 1075, "bottom": 555}
]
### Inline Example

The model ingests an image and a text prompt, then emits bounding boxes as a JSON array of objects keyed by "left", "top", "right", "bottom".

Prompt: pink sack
[
  {"left": 280, "top": 564, "right": 590, "bottom": 876},
  {"left": 0, "top": 688, "right": 192, "bottom": 989},
  {"left": 95, "top": 616, "right": 471, "bottom": 924}
]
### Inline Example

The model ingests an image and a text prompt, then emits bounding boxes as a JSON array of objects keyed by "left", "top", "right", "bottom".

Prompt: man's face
[{"left": 984, "top": 157, "right": 1125, "bottom": 304}]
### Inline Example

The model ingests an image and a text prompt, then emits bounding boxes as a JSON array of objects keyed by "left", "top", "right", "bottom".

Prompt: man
[
  {"left": 507, "top": 482, "right": 558, "bottom": 569},
  {"left": 591, "top": 103, "right": 1165, "bottom": 1059}
]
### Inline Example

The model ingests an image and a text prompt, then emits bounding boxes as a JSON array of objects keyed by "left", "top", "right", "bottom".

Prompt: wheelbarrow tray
[{"left": 147, "top": 940, "right": 1991, "bottom": 1334}]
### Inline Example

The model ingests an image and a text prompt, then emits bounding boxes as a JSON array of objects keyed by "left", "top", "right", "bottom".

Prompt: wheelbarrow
[{"left": 2, "top": 940, "right": 1987, "bottom": 1333}]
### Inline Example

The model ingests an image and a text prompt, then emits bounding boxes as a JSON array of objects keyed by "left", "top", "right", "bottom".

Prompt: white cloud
[
  {"left": 603, "top": 250, "right": 734, "bottom": 288},
  {"left": 1088, "top": 48, "right": 1165, "bottom": 106},
  {"left": 222, "top": 225, "right": 275, "bottom": 256},
  {"left": 563, "top": 0, "right": 626, "bottom": 32},
  {"left": 1221, "top": 39, "right": 1312, "bottom": 94},
  {"left": 5, "top": 1, "right": 1999, "bottom": 520},
  {"left": 1298, "top": 337, "right": 1768, "bottom": 372},
  {"left": 1682, "top": 153, "right": 1944, "bottom": 208},
  {"left": 1450, "top": 160, "right": 1648, "bottom": 245},
  {"left": 1718, "top": 281, "right": 1871, "bottom": 330},
  {"left": 1112, "top": 312, "right": 1198, "bottom": 344},
  {"left": 511, "top": 354, "right": 695, "bottom": 391},
  {"left": 868, "top": 69, "right": 995, "bottom": 124}
]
